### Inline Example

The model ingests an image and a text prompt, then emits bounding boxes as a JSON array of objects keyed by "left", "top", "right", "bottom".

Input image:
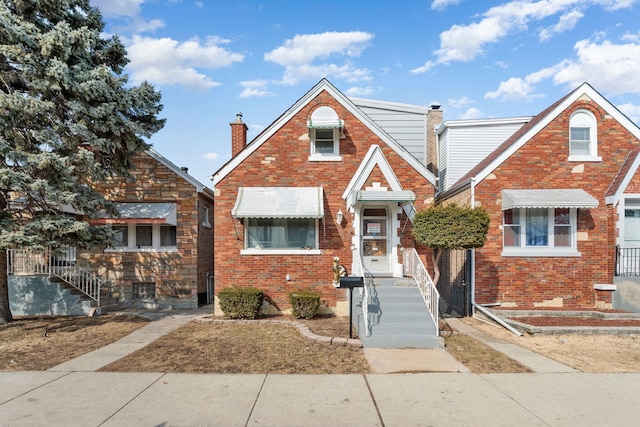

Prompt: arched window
[{"left": 569, "top": 109, "right": 599, "bottom": 161}]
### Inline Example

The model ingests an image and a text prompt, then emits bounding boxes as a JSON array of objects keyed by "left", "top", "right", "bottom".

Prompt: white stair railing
[
  {"left": 403, "top": 248, "right": 439, "bottom": 327},
  {"left": 7, "top": 247, "right": 103, "bottom": 306},
  {"left": 352, "top": 247, "right": 371, "bottom": 337}
]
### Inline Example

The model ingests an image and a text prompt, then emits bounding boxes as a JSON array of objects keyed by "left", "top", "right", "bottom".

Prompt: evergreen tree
[
  {"left": 412, "top": 204, "right": 490, "bottom": 286},
  {"left": 0, "top": 0, "right": 165, "bottom": 323}
]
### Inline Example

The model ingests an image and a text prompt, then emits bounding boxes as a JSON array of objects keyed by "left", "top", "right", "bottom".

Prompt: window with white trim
[
  {"left": 569, "top": 110, "right": 599, "bottom": 161},
  {"left": 503, "top": 208, "right": 577, "bottom": 255},
  {"left": 311, "top": 128, "right": 338, "bottom": 156},
  {"left": 109, "top": 223, "right": 177, "bottom": 251},
  {"left": 202, "top": 204, "right": 211, "bottom": 227},
  {"left": 307, "top": 106, "right": 343, "bottom": 161},
  {"left": 246, "top": 218, "right": 317, "bottom": 250}
]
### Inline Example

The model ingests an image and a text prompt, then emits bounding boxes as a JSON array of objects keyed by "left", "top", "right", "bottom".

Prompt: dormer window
[
  {"left": 307, "top": 106, "right": 343, "bottom": 161},
  {"left": 569, "top": 109, "right": 600, "bottom": 161}
]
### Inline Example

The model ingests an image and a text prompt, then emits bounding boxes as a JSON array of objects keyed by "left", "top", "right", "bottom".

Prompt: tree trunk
[
  {"left": 0, "top": 249, "right": 12, "bottom": 324},
  {"left": 431, "top": 248, "right": 442, "bottom": 287}
]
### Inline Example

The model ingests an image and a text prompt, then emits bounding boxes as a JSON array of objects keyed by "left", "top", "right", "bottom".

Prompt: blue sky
[{"left": 91, "top": 0, "right": 640, "bottom": 186}]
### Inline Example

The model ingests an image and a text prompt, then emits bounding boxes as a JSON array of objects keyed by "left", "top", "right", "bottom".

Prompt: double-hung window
[
  {"left": 311, "top": 128, "right": 339, "bottom": 157},
  {"left": 307, "top": 106, "right": 343, "bottom": 161},
  {"left": 503, "top": 207, "right": 577, "bottom": 256},
  {"left": 569, "top": 110, "right": 600, "bottom": 161},
  {"left": 109, "top": 223, "right": 177, "bottom": 251}
]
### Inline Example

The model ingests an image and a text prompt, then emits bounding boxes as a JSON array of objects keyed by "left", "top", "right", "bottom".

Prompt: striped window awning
[
  {"left": 347, "top": 190, "right": 415, "bottom": 207},
  {"left": 232, "top": 187, "right": 324, "bottom": 219},
  {"left": 501, "top": 189, "right": 598, "bottom": 210},
  {"left": 95, "top": 203, "right": 177, "bottom": 225}
]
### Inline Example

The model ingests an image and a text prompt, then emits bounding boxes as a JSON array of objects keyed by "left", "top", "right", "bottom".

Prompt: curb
[{"left": 194, "top": 316, "right": 363, "bottom": 348}]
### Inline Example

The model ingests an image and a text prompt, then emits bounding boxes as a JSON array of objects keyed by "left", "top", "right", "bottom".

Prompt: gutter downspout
[{"left": 469, "top": 177, "right": 523, "bottom": 337}]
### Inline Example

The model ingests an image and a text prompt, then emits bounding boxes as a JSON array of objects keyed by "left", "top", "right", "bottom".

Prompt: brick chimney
[
  {"left": 230, "top": 112, "right": 248, "bottom": 157},
  {"left": 426, "top": 104, "right": 443, "bottom": 175}
]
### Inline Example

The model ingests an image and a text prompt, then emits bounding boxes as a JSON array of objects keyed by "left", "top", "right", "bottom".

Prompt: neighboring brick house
[
  {"left": 85, "top": 148, "right": 215, "bottom": 309},
  {"left": 211, "top": 79, "right": 440, "bottom": 315},
  {"left": 437, "top": 82, "right": 640, "bottom": 311}
]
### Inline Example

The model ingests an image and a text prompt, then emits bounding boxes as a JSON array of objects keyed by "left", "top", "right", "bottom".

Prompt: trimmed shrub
[
  {"left": 287, "top": 289, "right": 321, "bottom": 319},
  {"left": 218, "top": 287, "right": 264, "bottom": 319}
]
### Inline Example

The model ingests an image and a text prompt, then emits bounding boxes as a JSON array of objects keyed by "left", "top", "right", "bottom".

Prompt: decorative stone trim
[{"left": 195, "top": 316, "right": 362, "bottom": 348}]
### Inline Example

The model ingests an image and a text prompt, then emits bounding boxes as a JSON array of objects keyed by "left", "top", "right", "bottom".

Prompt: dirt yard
[
  {"left": 2, "top": 313, "right": 640, "bottom": 373},
  {"left": 459, "top": 317, "right": 640, "bottom": 373}
]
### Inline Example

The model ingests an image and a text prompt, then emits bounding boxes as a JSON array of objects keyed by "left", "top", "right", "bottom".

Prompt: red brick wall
[
  {"left": 84, "top": 152, "right": 212, "bottom": 307},
  {"left": 473, "top": 99, "right": 638, "bottom": 309},
  {"left": 197, "top": 194, "right": 214, "bottom": 295},
  {"left": 214, "top": 90, "right": 435, "bottom": 310}
]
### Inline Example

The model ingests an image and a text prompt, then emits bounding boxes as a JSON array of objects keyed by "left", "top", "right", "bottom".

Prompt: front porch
[{"left": 6, "top": 248, "right": 117, "bottom": 316}]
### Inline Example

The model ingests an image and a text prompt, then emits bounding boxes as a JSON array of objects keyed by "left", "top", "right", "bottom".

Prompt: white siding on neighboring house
[
  {"left": 351, "top": 97, "right": 430, "bottom": 165},
  {"left": 437, "top": 117, "right": 532, "bottom": 192}
]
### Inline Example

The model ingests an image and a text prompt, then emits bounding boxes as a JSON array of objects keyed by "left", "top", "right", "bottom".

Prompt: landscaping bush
[
  {"left": 218, "top": 287, "right": 264, "bottom": 319},
  {"left": 287, "top": 289, "right": 321, "bottom": 319}
]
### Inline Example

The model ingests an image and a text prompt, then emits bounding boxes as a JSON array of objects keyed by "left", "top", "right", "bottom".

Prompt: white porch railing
[
  {"left": 403, "top": 248, "right": 439, "bottom": 327},
  {"left": 7, "top": 247, "right": 103, "bottom": 306},
  {"left": 352, "top": 247, "right": 371, "bottom": 336}
]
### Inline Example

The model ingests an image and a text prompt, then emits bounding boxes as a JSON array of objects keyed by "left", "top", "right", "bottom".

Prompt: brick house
[
  {"left": 8, "top": 148, "right": 214, "bottom": 315},
  {"left": 211, "top": 79, "right": 441, "bottom": 315},
  {"left": 84, "top": 148, "right": 215, "bottom": 309},
  {"left": 437, "top": 82, "right": 640, "bottom": 311}
]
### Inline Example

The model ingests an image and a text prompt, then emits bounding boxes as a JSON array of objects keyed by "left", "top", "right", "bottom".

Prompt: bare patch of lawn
[
  {"left": 100, "top": 321, "right": 370, "bottom": 374},
  {"left": 444, "top": 333, "right": 532, "bottom": 373},
  {"left": 0, "top": 315, "right": 149, "bottom": 371}
]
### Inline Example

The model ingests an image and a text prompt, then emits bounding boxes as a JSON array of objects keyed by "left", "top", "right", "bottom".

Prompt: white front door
[
  {"left": 362, "top": 207, "right": 390, "bottom": 274},
  {"left": 625, "top": 209, "right": 640, "bottom": 247}
]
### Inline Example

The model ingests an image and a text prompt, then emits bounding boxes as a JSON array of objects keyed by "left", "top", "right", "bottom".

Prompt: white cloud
[
  {"left": 126, "top": 35, "right": 244, "bottom": 90},
  {"left": 552, "top": 39, "right": 640, "bottom": 95},
  {"left": 345, "top": 86, "right": 377, "bottom": 96},
  {"left": 264, "top": 31, "right": 374, "bottom": 85},
  {"left": 203, "top": 152, "right": 220, "bottom": 161},
  {"left": 447, "top": 96, "right": 476, "bottom": 109},
  {"left": 618, "top": 102, "right": 640, "bottom": 123},
  {"left": 484, "top": 77, "right": 546, "bottom": 101},
  {"left": 459, "top": 107, "right": 483, "bottom": 120},
  {"left": 539, "top": 9, "right": 583, "bottom": 41},
  {"left": 412, "top": 0, "right": 636, "bottom": 74},
  {"left": 485, "top": 34, "right": 640, "bottom": 101},
  {"left": 431, "top": 0, "right": 462, "bottom": 10},
  {"left": 239, "top": 80, "right": 273, "bottom": 98}
]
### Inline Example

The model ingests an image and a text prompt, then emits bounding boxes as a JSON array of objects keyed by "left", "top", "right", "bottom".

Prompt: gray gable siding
[{"left": 351, "top": 98, "right": 429, "bottom": 165}]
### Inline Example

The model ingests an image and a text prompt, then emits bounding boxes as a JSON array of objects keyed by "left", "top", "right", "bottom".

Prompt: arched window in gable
[
  {"left": 307, "top": 106, "right": 344, "bottom": 161},
  {"left": 569, "top": 109, "right": 600, "bottom": 161}
]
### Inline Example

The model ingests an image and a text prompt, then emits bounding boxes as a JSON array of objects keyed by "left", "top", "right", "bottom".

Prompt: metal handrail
[
  {"left": 615, "top": 246, "right": 640, "bottom": 277},
  {"left": 403, "top": 248, "right": 439, "bottom": 327},
  {"left": 7, "top": 247, "right": 103, "bottom": 305}
]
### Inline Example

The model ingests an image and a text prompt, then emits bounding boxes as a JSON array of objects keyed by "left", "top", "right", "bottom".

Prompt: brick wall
[
  {"left": 473, "top": 98, "right": 639, "bottom": 309},
  {"left": 214, "top": 90, "right": 435, "bottom": 311},
  {"left": 83, "top": 151, "right": 212, "bottom": 308}
]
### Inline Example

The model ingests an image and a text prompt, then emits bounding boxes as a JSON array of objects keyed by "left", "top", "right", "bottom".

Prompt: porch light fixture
[{"left": 336, "top": 209, "right": 343, "bottom": 224}]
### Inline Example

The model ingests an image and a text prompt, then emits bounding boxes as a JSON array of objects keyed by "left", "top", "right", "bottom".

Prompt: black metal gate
[{"left": 437, "top": 249, "right": 472, "bottom": 317}]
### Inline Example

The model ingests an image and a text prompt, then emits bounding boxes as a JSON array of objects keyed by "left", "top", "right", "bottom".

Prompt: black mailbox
[{"left": 339, "top": 276, "right": 364, "bottom": 289}]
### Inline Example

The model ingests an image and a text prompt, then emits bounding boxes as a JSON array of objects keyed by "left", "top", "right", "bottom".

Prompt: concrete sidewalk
[
  {"left": 1, "top": 371, "right": 639, "bottom": 426},
  {"left": 2, "top": 310, "right": 640, "bottom": 425}
]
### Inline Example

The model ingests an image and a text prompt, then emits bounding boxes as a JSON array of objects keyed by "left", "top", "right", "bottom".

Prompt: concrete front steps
[{"left": 352, "top": 277, "right": 443, "bottom": 349}]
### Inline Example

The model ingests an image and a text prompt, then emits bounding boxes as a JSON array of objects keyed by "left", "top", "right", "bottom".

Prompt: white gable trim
[
  {"left": 342, "top": 145, "right": 403, "bottom": 202},
  {"left": 473, "top": 83, "right": 640, "bottom": 186},
  {"left": 146, "top": 149, "right": 213, "bottom": 198},
  {"left": 211, "top": 79, "right": 436, "bottom": 187},
  {"left": 605, "top": 152, "right": 640, "bottom": 206}
]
